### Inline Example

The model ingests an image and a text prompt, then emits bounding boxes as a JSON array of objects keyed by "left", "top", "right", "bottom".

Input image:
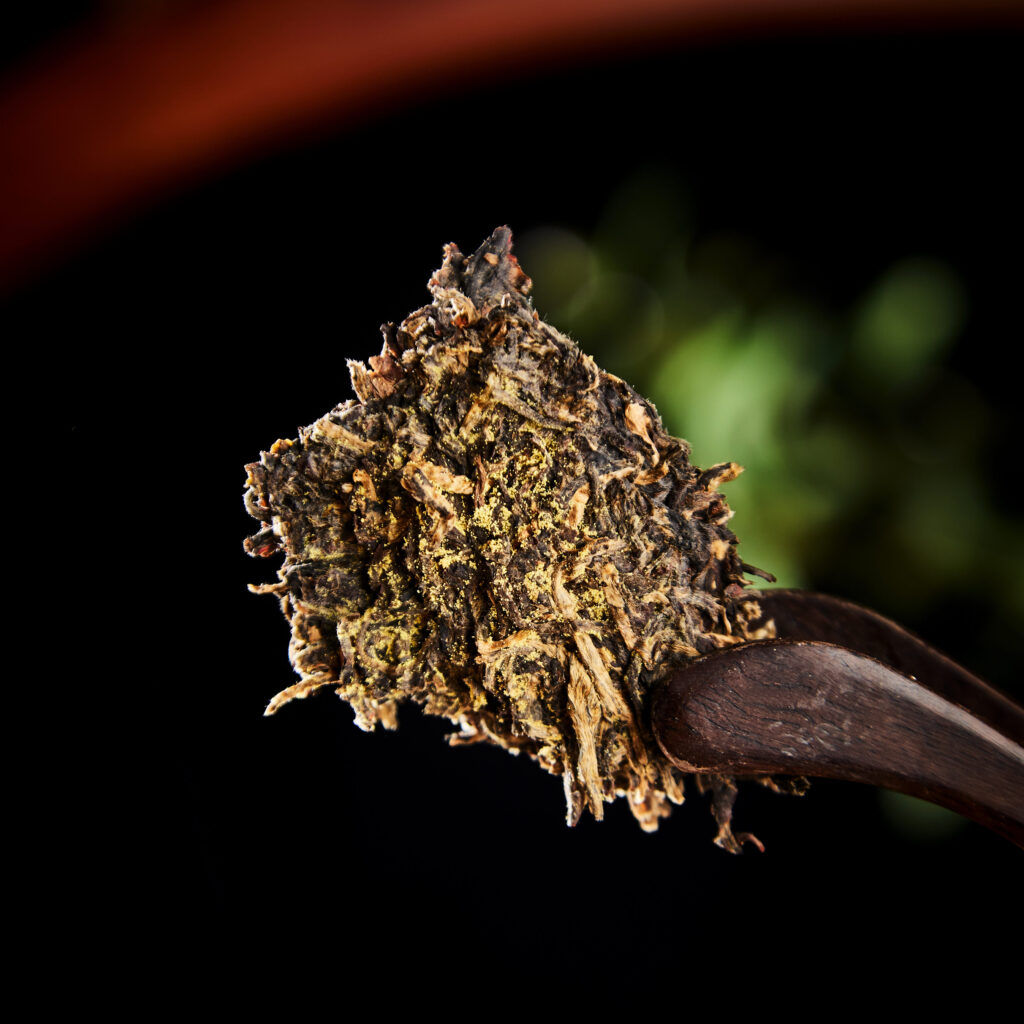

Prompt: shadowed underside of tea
[{"left": 243, "top": 227, "right": 780, "bottom": 847}]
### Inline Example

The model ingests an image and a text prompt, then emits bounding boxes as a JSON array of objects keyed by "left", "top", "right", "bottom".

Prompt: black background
[{"left": 8, "top": 18, "right": 1020, "bottom": 1007}]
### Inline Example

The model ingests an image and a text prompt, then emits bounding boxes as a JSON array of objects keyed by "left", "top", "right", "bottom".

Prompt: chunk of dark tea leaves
[{"left": 243, "top": 227, "right": 778, "bottom": 848}]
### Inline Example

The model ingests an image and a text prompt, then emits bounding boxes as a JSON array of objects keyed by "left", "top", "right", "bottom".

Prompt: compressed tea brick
[{"left": 244, "top": 227, "right": 776, "bottom": 845}]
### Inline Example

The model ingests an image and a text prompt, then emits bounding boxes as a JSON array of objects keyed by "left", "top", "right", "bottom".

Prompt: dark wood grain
[
  {"left": 652, "top": 640, "right": 1024, "bottom": 846},
  {"left": 752, "top": 589, "right": 1024, "bottom": 743}
]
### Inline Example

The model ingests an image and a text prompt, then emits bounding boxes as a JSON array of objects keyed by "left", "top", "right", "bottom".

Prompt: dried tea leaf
[{"left": 244, "top": 226, "right": 775, "bottom": 844}]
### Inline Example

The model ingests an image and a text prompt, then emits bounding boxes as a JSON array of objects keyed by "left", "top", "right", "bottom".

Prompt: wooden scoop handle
[{"left": 651, "top": 595, "right": 1024, "bottom": 847}]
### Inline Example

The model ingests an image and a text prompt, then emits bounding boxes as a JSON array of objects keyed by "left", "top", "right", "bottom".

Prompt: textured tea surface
[{"left": 244, "top": 227, "right": 775, "bottom": 846}]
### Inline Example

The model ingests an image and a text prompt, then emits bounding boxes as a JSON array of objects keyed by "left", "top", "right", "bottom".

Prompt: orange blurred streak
[{"left": 0, "top": 0, "right": 1020, "bottom": 291}]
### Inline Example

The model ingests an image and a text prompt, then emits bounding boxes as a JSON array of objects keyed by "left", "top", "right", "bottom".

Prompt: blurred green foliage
[
  {"left": 877, "top": 790, "right": 967, "bottom": 841},
  {"left": 520, "top": 173, "right": 1021, "bottom": 841},
  {"left": 518, "top": 165, "right": 1021, "bottom": 675}
]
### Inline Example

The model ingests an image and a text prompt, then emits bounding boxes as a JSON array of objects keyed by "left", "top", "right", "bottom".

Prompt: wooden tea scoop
[{"left": 651, "top": 590, "right": 1024, "bottom": 846}]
